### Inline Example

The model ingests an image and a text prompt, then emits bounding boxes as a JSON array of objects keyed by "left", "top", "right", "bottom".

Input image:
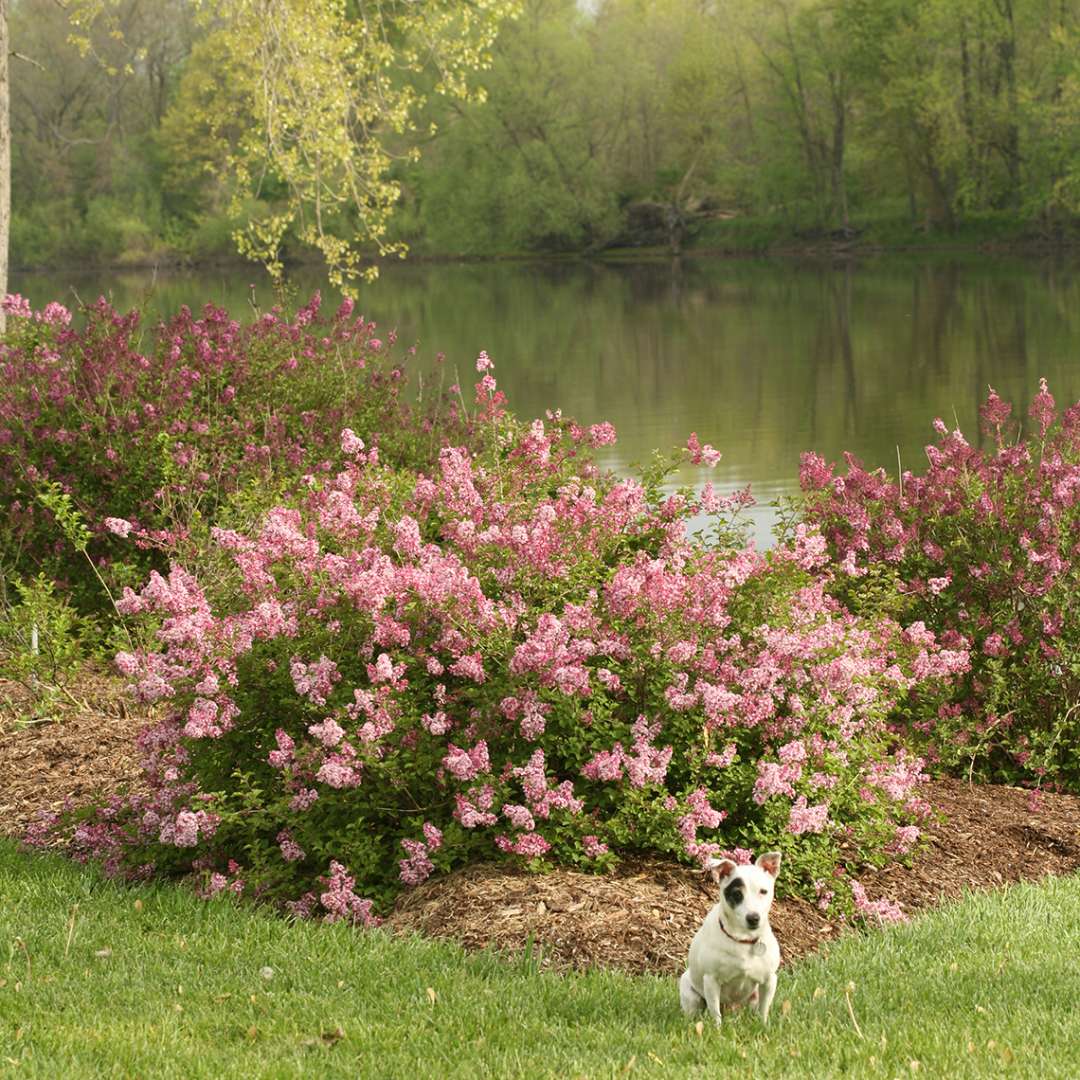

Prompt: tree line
[{"left": 13, "top": 0, "right": 1080, "bottom": 269}]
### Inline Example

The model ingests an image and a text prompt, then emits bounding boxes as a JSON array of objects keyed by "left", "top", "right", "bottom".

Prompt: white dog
[{"left": 679, "top": 851, "right": 782, "bottom": 1027}]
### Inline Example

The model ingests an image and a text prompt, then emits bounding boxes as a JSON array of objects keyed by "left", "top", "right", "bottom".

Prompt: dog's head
[{"left": 706, "top": 851, "right": 781, "bottom": 937}]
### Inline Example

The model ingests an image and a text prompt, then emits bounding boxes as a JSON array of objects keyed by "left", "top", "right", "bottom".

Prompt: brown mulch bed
[
  {"left": 0, "top": 672, "right": 147, "bottom": 835},
  {"left": 3, "top": 676, "right": 1079, "bottom": 975},
  {"left": 389, "top": 777, "right": 1080, "bottom": 973}
]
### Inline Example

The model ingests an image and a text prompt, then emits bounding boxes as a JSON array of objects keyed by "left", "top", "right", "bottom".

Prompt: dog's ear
[
  {"left": 706, "top": 857, "right": 738, "bottom": 884},
  {"left": 756, "top": 851, "right": 782, "bottom": 878}
]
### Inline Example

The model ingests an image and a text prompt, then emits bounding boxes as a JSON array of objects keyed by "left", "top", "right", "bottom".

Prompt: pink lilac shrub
[
  {"left": 45, "top": 358, "right": 967, "bottom": 918},
  {"left": 0, "top": 293, "right": 475, "bottom": 614},
  {"left": 797, "top": 382, "right": 1080, "bottom": 789}
]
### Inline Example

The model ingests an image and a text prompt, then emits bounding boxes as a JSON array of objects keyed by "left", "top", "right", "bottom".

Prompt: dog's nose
[{"left": 746, "top": 913, "right": 761, "bottom": 929}]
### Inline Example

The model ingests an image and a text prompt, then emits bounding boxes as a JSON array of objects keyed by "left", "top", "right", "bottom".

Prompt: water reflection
[{"left": 14, "top": 255, "right": 1080, "bottom": 546}]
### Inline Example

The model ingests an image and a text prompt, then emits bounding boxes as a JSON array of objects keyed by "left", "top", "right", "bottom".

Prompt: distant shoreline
[{"left": 13, "top": 226, "right": 1080, "bottom": 277}]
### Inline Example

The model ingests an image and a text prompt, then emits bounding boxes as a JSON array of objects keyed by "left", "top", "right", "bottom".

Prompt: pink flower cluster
[
  {"left": 1, "top": 292, "right": 469, "bottom": 619},
  {"left": 494, "top": 832, "right": 552, "bottom": 857},
  {"left": 887, "top": 824, "right": 921, "bottom": 855},
  {"left": 399, "top": 823, "right": 443, "bottom": 886},
  {"left": 455, "top": 784, "right": 498, "bottom": 828},
  {"left": 851, "top": 880, "right": 907, "bottom": 924},
  {"left": 88, "top": 423, "right": 967, "bottom": 914},
  {"left": 581, "top": 716, "right": 674, "bottom": 789},
  {"left": 686, "top": 433, "right": 722, "bottom": 468},
  {"left": 277, "top": 830, "right": 306, "bottom": 862},
  {"left": 799, "top": 382, "right": 1080, "bottom": 787},
  {"left": 787, "top": 795, "right": 829, "bottom": 835},
  {"left": 105, "top": 517, "right": 135, "bottom": 538},
  {"left": 678, "top": 788, "right": 726, "bottom": 864},
  {"left": 582, "top": 834, "right": 609, "bottom": 858},
  {"left": 24, "top": 292, "right": 991, "bottom": 925},
  {"left": 2, "top": 293, "right": 33, "bottom": 318},
  {"left": 443, "top": 741, "right": 491, "bottom": 781},
  {"left": 159, "top": 808, "right": 219, "bottom": 848},
  {"left": 317, "top": 861, "right": 380, "bottom": 926}
]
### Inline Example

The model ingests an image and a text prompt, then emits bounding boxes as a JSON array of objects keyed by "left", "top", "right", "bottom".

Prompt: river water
[{"left": 15, "top": 255, "right": 1080, "bottom": 546}]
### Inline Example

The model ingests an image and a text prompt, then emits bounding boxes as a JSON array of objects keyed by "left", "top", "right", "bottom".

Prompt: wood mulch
[
  {"left": 3, "top": 671, "right": 1079, "bottom": 976},
  {"left": 0, "top": 671, "right": 147, "bottom": 835},
  {"left": 389, "top": 778, "right": 1080, "bottom": 974}
]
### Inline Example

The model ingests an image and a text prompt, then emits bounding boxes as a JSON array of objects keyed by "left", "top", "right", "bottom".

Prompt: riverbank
[{"left": 14, "top": 211, "right": 1080, "bottom": 277}]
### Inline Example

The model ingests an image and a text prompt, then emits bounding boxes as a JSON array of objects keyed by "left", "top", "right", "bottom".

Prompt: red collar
[{"left": 718, "top": 915, "right": 759, "bottom": 946}]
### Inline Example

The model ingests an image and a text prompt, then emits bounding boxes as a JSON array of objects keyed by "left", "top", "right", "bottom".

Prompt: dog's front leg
[
  {"left": 756, "top": 972, "right": 778, "bottom": 1025},
  {"left": 702, "top": 974, "right": 724, "bottom": 1028}
]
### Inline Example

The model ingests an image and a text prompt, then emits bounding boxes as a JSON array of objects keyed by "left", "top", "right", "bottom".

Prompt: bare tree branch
[{"left": 11, "top": 52, "right": 46, "bottom": 72}]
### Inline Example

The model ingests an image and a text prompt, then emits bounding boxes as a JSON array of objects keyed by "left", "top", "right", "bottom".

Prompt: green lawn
[{"left": 1, "top": 841, "right": 1077, "bottom": 1078}]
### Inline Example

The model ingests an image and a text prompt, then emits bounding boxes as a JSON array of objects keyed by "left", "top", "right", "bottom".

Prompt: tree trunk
[
  {"left": 995, "top": 0, "right": 1021, "bottom": 208},
  {"left": 0, "top": 0, "right": 9, "bottom": 335},
  {"left": 780, "top": 12, "right": 824, "bottom": 207},
  {"left": 829, "top": 72, "right": 848, "bottom": 229},
  {"left": 732, "top": 45, "right": 756, "bottom": 147},
  {"left": 959, "top": 19, "right": 979, "bottom": 202},
  {"left": 923, "top": 143, "right": 956, "bottom": 230},
  {"left": 905, "top": 156, "right": 919, "bottom": 224}
]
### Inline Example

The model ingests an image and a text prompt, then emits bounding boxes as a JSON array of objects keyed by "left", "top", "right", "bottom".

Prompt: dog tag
[{"left": 752, "top": 941, "right": 766, "bottom": 957}]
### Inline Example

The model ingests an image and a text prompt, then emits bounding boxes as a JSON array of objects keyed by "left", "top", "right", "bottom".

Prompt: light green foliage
[
  {"left": 34, "top": 483, "right": 92, "bottom": 556},
  {"left": 32, "top": 483, "right": 128, "bottom": 633},
  {"left": 161, "top": 0, "right": 519, "bottom": 290},
  {"left": 411, "top": 0, "right": 622, "bottom": 254},
  {"left": 411, "top": 0, "right": 741, "bottom": 253},
  {"left": 0, "top": 577, "right": 91, "bottom": 720},
  {"left": 2, "top": 840, "right": 1080, "bottom": 1077},
  {"left": 14, "top": 0, "right": 517, "bottom": 280},
  {"left": 413, "top": 0, "right": 1080, "bottom": 242},
  {"left": 16, "top": 0, "right": 1080, "bottom": 264},
  {"left": 10, "top": 0, "right": 194, "bottom": 268}
]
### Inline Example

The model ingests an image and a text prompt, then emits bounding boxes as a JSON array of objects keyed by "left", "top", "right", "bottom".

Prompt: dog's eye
[{"left": 759, "top": 889, "right": 768, "bottom": 896}]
